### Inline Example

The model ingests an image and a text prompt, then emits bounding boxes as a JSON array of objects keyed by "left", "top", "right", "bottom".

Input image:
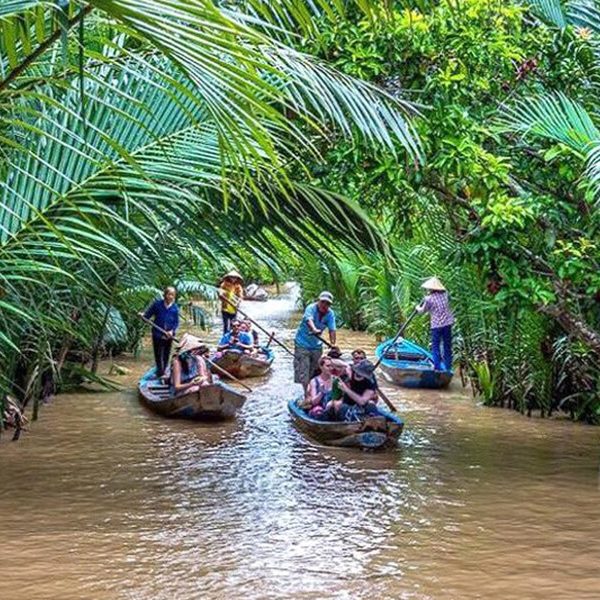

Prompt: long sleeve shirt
[
  {"left": 144, "top": 299, "right": 180, "bottom": 339},
  {"left": 418, "top": 292, "right": 454, "bottom": 329}
]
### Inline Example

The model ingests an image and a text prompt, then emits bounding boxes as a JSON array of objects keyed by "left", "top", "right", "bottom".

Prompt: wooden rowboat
[
  {"left": 210, "top": 347, "right": 274, "bottom": 379},
  {"left": 288, "top": 398, "right": 404, "bottom": 450},
  {"left": 375, "top": 338, "right": 453, "bottom": 389},
  {"left": 138, "top": 368, "right": 246, "bottom": 420}
]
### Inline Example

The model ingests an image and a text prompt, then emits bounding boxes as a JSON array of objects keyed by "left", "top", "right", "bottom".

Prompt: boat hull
[
  {"left": 138, "top": 368, "right": 246, "bottom": 420},
  {"left": 375, "top": 339, "right": 453, "bottom": 389},
  {"left": 288, "top": 399, "right": 404, "bottom": 450},
  {"left": 211, "top": 348, "right": 274, "bottom": 379}
]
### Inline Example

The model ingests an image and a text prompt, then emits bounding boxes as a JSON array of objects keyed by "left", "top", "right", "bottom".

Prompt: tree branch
[{"left": 0, "top": 4, "right": 92, "bottom": 92}]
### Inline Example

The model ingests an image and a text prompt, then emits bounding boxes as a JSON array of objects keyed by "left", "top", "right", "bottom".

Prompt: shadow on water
[{"left": 1, "top": 283, "right": 599, "bottom": 600}]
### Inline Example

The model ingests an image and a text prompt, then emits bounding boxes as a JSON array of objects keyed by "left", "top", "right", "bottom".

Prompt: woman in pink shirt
[{"left": 416, "top": 277, "right": 454, "bottom": 371}]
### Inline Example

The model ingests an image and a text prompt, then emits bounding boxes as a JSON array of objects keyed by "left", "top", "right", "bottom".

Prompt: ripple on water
[{"left": 1, "top": 284, "right": 599, "bottom": 600}]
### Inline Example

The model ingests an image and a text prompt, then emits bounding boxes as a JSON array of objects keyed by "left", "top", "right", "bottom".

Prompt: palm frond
[
  {"left": 526, "top": 0, "right": 567, "bottom": 27},
  {"left": 498, "top": 92, "right": 600, "bottom": 156},
  {"left": 567, "top": 0, "right": 600, "bottom": 33}
]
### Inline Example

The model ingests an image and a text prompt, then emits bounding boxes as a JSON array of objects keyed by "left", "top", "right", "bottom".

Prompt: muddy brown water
[{"left": 1, "top": 285, "right": 599, "bottom": 600}]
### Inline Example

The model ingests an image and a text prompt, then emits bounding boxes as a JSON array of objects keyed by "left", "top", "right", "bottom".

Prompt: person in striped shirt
[{"left": 416, "top": 277, "right": 454, "bottom": 371}]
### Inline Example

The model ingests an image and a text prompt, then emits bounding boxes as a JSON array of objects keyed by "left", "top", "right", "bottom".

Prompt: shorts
[{"left": 294, "top": 345, "right": 322, "bottom": 388}]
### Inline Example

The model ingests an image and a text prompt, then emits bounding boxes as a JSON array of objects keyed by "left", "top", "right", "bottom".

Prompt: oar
[
  {"left": 310, "top": 332, "right": 398, "bottom": 412},
  {"left": 218, "top": 293, "right": 294, "bottom": 357},
  {"left": 138, "top": 314, "right": 253, "bottom": 393},
  {"left": 374, "top": 388, "right": 397, "bottom": 413},
  {"left": 309, "top": 331, "right": 334, "bottom": 349},
  {"left": 373, "top": 309, "right": 418, "bottom": 369}
]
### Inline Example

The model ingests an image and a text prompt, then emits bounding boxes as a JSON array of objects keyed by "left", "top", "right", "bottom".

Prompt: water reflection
[{"left": 1, "top": 283, "right": 599, "bottom": 600}]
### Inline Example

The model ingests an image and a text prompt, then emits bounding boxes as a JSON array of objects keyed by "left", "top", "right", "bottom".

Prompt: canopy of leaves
[{"left": 292, "top": 0, "right": 600, "bottom": 423}]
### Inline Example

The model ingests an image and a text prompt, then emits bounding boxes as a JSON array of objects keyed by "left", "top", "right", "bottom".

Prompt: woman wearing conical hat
[
  {"left": 170, "top": 334, "right": 212, "bottom": 396},
  {"left": 218, "top": 270, "right": 244, "bottom": 333},
  {"left": 416, "top": 277, "right": 454, "bottom": 372}
]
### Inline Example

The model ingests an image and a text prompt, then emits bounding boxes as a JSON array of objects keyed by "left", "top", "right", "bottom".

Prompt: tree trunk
[{"left": 537, "top": 303, "right": 600, "bottom": 355}]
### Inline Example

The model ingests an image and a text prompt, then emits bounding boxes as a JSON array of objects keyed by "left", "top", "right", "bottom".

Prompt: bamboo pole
[{"left": 219, "top": 294, "right": 294, "bottom": 357}]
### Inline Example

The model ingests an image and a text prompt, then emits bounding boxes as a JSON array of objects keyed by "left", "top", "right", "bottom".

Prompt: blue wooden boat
[
  {"left": 288, "top": 398, "right": 404, "bottom": 450},
  {"left": 210, "top": 346, "right": 274, "bottom": 379},
  {"left": 375, "top": 338, "right": 453, "bottom": 389},
  {"left": 138, "top": 368, "right": 246, "bottom": 420}
]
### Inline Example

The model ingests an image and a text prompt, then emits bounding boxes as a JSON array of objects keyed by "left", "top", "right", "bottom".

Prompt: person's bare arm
[
  {"left": 306, "top": 318, "right": 321, "bottom": 335},
  {"left": 197, "top": 358, "right": 211, "bottom": 386},
  {"left": 306, "top": 379, "right": 324, "bottom": 407},
  {"left": 329, "top": 330, "right": 337, "bottom": 345}
]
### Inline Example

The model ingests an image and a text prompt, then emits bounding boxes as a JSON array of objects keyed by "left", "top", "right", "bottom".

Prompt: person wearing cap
[
  {"left": 294, "top": 291, "right": 337, "bottom": 390},
  {"left": 170, "top": 334, "right": 212, "bottom": 395},
  {"left": 140, "top": 286, "right": 180, "bottom": 378},
  {"left": 218, "top": 270, "right": 244, "bottom": 334},
  {"left": 416, "top": 276, "right": 454, "bottom": 371},
  {"left": 326, "top": 359, "right": 379, "bottom": 421}
]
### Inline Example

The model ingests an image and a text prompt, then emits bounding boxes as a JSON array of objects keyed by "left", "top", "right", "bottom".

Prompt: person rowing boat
[
  {"left": 139, "top": 286, "right": 180, "bottom": 379},
  {"left": 293, "top": 291, "right": 337, "bottom": 391},
  {"left": 415, "top": 276, "right": 454, "bottom": 372},
  {"left": 218, "top": 270, "right": 244, "bottom": 333}
]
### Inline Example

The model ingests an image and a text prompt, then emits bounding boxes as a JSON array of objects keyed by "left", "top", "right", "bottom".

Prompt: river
[{"left": 1, "top": 285, "right": 599, "bottom": 600}]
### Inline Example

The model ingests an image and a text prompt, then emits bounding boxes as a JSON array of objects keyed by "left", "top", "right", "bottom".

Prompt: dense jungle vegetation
[
  {"left": 295, "top": 0, "right": 600, "bottom": 423},
  {"left": 1, "top": 0, "right": 599, "bottom": 426}
]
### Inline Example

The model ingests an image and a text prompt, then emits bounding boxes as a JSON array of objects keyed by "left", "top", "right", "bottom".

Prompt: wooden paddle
[
  {"left": 373, "top": 309, "right": 418, "bottom": 369},
  {"left": 309, "top": 331, "right": 335, "bottom": 349},
  {"left": 309, "top": 332, "right": 398, "bottom": 412},
  {"left": 218, "top": 293, "right": 294, "bottom": 357},
  {"left": 138, "top": 314, "right": 253, "bottom": 393}
]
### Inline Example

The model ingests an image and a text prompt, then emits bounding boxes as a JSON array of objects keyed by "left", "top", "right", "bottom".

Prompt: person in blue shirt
[
  {"left": 294, "top": 291, "right": 337, "bottom": 391},
  {"left": 140, "top": 286, "right": 180, "bottom": 378},
  {"left": 217, "top": 320, "right": 253, "bottom": 353}
]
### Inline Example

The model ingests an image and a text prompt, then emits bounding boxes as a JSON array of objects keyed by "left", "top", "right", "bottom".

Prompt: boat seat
[{"left": 383, "top": 351, "right": 427, "bottom": 361}]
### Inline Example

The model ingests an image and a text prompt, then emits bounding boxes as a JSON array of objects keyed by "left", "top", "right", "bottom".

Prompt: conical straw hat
[
  {"left": 421, "top": 276, "right": 446, "bottom": 292},
  {"left": 220, "top": 270, "right": 244, "bottom": 283},
  {"left": 177, "top": 333, "right": 204, "bottom": 355}
]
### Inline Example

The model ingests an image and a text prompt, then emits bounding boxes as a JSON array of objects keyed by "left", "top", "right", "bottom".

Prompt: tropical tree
[
  {"left": 291, "top": 0, "right": 600, "bottom": 422},
  {"left": 0, "top": 0, "right": 422, "bottom": 417}
]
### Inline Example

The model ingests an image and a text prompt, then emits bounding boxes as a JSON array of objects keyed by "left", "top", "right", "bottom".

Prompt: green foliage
[
  {"left": 0, "top": 0, "right": 422, "bottom": 413},
  {"left": 293, "top": 0, "right": 600, "bottom": 422}
]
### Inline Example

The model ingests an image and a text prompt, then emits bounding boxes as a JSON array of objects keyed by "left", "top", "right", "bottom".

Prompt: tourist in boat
[
  {"left": 241, "top": 319, "right": 260, "bottom": 347},
  {"left": 170, "top": 334, "right": 212, "bottom": 396},
  {"left": 294, "top": 291, "right": 337, "bottom": 391},
  {"left": 416, "top": 276, "right": 454, "bottom": 371},
  {"left": 217, "top": 320, "right": 253, "bottom": 353},
  {"left": 351, "top": 348, "right": 366, "bottom": 363},
  {"left": 301, "top": 356, "right": 334, "bottom": 419},
  {"left": 325, "top": 346, "right": 346, "bottom": 377},
  {"left": 326, "top": 359, "right": 379, "bottom": 421},
  {"left": 141, "top": 286, "right": 180, "bottom": 379},
  {"left": 218, "top": 270, "right": 244, "bottom": 333},
  {"left": 326, "top": 346, "right": 343, "bottom": 359}
]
